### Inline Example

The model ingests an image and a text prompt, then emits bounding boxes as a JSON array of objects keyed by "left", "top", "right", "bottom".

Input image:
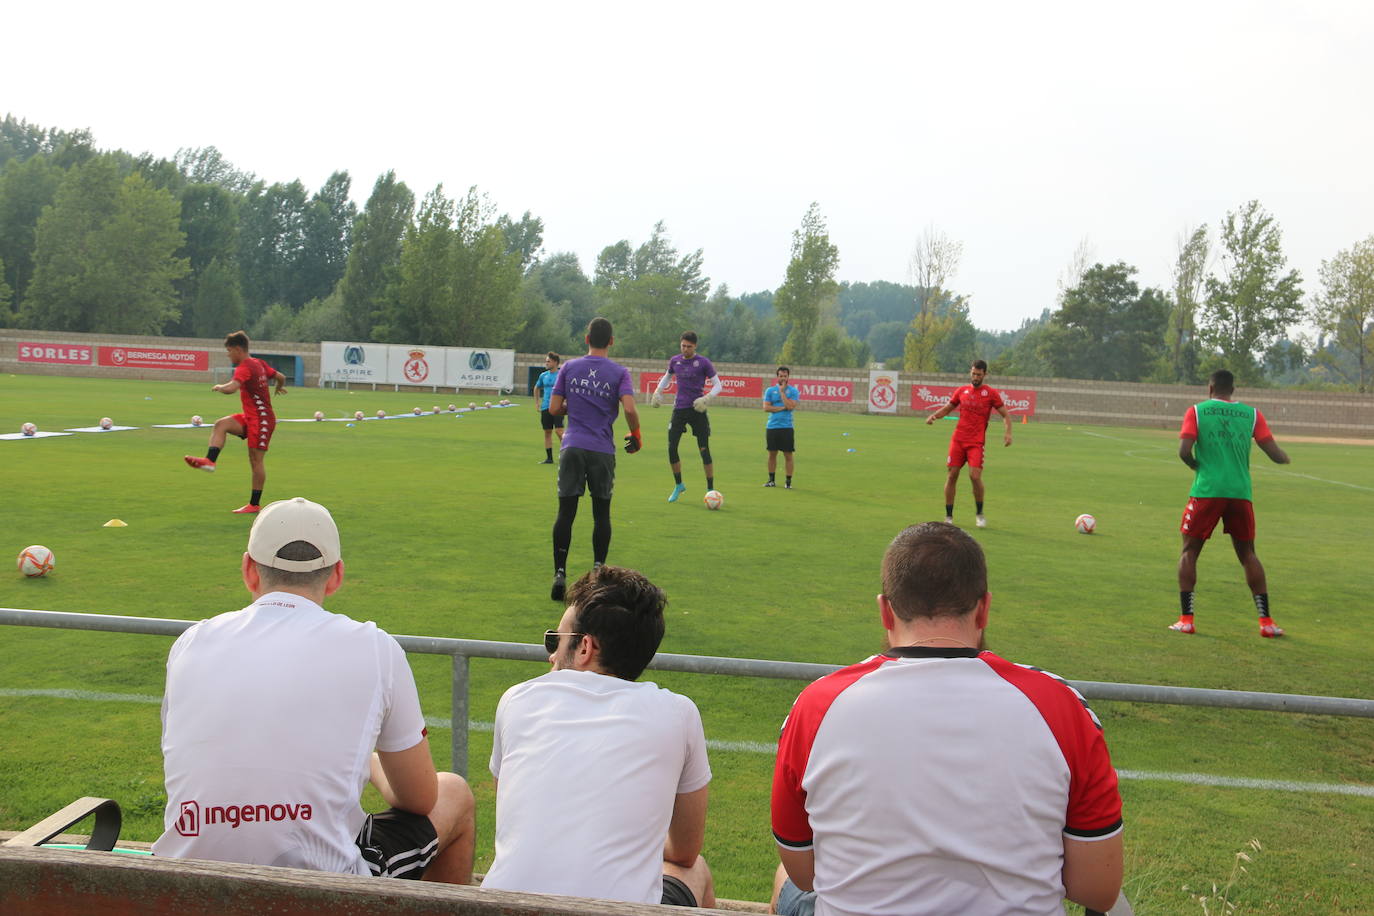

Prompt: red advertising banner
[
  {"left": 640, "top": 372, "right": 763, "bottom": 399},
  {"left": 793, "top": 379, "right": 854, "bottom": 403},
  {"left": 909, "top": 383, "right": 1037, "bottom": 416},
  {"left": 97, "top": 346, "right": 209, "bottom": 371},
  {"left": 18, "top": 342, "right": 93, "bottom": 365}
]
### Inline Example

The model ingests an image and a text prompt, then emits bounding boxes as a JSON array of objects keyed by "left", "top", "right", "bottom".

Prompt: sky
[{"left": 8, "top": 0, "right": 1373, "bottom": 332}]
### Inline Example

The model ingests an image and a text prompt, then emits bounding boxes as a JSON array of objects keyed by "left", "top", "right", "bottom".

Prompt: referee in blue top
[
  {"left": 762, "top": 366, "right": 800, "bottom": 489},
  {"left": 535, "top": 352, "right": 563, "bottom": 464}
]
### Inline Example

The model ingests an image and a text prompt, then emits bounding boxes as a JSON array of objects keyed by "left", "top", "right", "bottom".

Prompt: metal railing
[{"left": 4, "top": 607, "right": 1373, "bottom": 777}]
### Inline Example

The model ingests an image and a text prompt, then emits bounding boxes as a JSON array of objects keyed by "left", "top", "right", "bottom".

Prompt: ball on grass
[
  {"left": 703, "top": 490, "right": 724, "bottom": 510},
  {"left": 1075, "top": 513, "right": 1097, "bottom": 535},
  {"left": 99, "top": 417, "right": 114, "bottom": 430},
  {"left": 191, "top": 416, "right": 203, "bottom": 427},
  {"left": 21, "top": 422, "right": 37, "bottom": 436},
  {"left": 313, "top": 411, "right": 325, "bottom": 421},
  {"left": 18, "top": 545, "right": 54, "bottom": 577}
]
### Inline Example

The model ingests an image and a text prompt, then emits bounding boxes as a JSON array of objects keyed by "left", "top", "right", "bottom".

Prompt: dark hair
[
  {"left": 971, "top": 359, "right": 988, "bottom": 372},
  {"left": 587, "top": 317, "right": 613, "bottom": 349},
  {"left": 681, "top": 331, "right": 698, "bottom": 344},
  {"left": 255, "top": 540, "right": 333, "bottom": 592},
  {"left": 546, "top": 352, "right": 561, "bottom": 364},
  {"left": 565, "top": 566, "right": 667, "bottom": 680},
  {"left": 777, "top": 366, "right": 790, "bottom": 375},
  {"left": 225, "top": 331, "right": 250, "bottom": 351},
  {"left": 1210, "top": 369, "right": 1235, "bottom": 396},
  {"left": 881, "top": 523, "right": 987, "bottom": 621}
]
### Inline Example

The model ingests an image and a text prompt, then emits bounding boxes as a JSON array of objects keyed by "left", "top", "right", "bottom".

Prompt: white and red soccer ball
[
  {"left": 484, "top": 401, "right": 493, "bottom": 408},
  {"left": 314, "top": 411, "right": 325, "bottom": 421},
  {"left": 18, "top": 545, "right": 54, "bottom": 577},
  {"left": 1075, "top": 514, "right": 1096, "bottom": 535},
  {"left": 191, "top": 416, "right": 203, "bottom": 427},
  {"left": 447, "top": 404, "right": 457, "bottom": 412},
  {"left": 703, "top": 490, "right": 725, "bottom": 511},
  {"left": 354, "top": 411, "right": 365, "bottom": 421},
  {"left": 413, "top": 407, "right": 423, "bottom": 415},
  {"left": 99, "top": 417, "right": 114, "bottom": 430},
  {"left": 21, "top": 422, "right": 37, "bottom": 436},
  {"left": 376, "top": 410, "right": 387, "bottom": 419},
  {"left": 432, "top": 406, "right": 441, "bottom": 414}
]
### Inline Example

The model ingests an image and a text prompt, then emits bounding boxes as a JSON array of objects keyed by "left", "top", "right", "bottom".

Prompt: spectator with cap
[{"left": 153, "top": 497, "right": 476, "bottom": 883}]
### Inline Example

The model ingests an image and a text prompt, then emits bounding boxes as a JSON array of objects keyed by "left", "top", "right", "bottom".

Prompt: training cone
[{"left": 103, "top": 519, "right": 128, "bottom": 527}]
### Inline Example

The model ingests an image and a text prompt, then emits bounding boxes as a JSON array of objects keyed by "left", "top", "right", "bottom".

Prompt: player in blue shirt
[
  {"left": 534, "top": 352, "right": 563, "bottom": 464},
  {"left": 651, "top": 331, "right": 723, "bottom": 502},
  {"left": 762, "top": 366, "right": 800, "bottom": 489}
]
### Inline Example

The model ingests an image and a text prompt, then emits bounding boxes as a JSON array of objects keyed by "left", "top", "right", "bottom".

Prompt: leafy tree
[
  {"left": 290, "top": 171, "right": 356, "bottom": 308},
  {"left": 530, "top": 251, "right": 598, "bottom": 337},
  {"left": 688, "top": 285, "right": 786, "bottom": 364},
  {"left": 0, "top": 154, "right": 62, "bottom": 311},
  {"left": 0, "top": 254, "right": 11, "bottom": 322},
  {"left": 1164, "top": 225, "right": 1209, "bottom": 383},
  {"left": 189, "top": 256, "right": 244, "bottom": 338},
  {"left": 237, "top": 179, "right": 309, "bottom": 320},
  {"left": 1313, "top": 235, "right": 1374, "bottom": 392},
  {"left": 24, "top": 158, "right": 188, "bottom": 333},
  {"left": 903, "top": 226, "right": 963, "bottom": 372},
  {"left": 497, "top": 211, "right": 545, "bottom": 272},
  {"left": 867, "top": 320, "right": 908, "bottom": 362},
  {"left": 1199, "top": 200, "right": 1304, "bottom": 380},
  {"left": 174, "top": 146, "right": 256, "bottom": 193},
  {"left": 448, "top": 188, "right": 524, "bottom": 346},
  {"left": 596, "top": 222, "right": 709, "bottom": 357},
  {"left": 990, "top": 311, "right": 1055, "bottom": 377},
  {"left": 775, "top": 203, "right": 840, "bottom": 366},
  {"left": 390, "top": 185, "right": 456, "bottom": 344},
  {"left": 1036, "top": 262, "right": 1169, "bottom": 381},
  {"left": 339, "top": 170, "right": 414, "bottom": 341},
  {"left": 511, "top": 276, "right": 576, "bottom": 354},
  {"left": 0, "top": 116, "right": 94, "bottom": 171}
]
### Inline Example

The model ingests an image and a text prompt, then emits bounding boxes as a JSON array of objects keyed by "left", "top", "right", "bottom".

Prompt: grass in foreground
[{"left": 1, "top": 374, "right": 1372, "bottom": 912}]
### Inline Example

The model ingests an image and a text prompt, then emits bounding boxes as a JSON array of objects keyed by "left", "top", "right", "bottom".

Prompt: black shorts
[
  {"left": 766, "top": 427, "right": 795, "bottom": 453},
  {"left": 668, "top": 407, "right": 711, "bottom": 442},
  {"left": 540, "top": 408, "right": 564, "bottom": 431},
  {"left": 661, "top": 874, "right": 699, "bottom": 907},
  {"left": 355, "top": 808, "right": 438, "bottom": 879},
  {"left": 558, "top": 446, "right": 616, "bottom": 500}
]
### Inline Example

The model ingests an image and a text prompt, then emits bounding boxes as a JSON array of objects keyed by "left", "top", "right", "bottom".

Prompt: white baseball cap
[{"left": 246, "top": 497, "right": 341, "bottom": 572}]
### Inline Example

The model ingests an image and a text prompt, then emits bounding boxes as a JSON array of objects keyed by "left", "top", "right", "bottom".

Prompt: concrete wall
[{"left": 4, "top": 329, "right": 1370, "bottom": 437}]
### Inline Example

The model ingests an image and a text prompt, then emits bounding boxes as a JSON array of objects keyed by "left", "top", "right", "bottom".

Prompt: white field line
[
  {"left": 1083, "top": 431, "right": 1374, "bottom": 491},
  {"left": 7, "top": 688, "right": 1372, "bottom": 798}
]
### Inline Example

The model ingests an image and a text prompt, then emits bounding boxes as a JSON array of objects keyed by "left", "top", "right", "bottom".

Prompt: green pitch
[{"left": 1, "top": 374, "right": 1371, "bottom": 913}]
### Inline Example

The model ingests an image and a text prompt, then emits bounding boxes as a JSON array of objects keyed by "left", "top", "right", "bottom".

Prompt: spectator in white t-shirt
[
  {"left": 483, "top": 565, "right": 715, "bottom": 907},
  {"left": 769, "top": 522, "right": 1124, "bottom": 916},
  {"left": 153, "top": 497, "right": 476, "bottom": 883}
]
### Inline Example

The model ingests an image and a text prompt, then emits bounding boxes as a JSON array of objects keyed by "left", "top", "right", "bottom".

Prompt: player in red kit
[
  {"left": 184, "top": 330, "right": 287, "bottom": 514},
  {"left": 925, "top": 360, "right": 1012, "bottom": 528}
]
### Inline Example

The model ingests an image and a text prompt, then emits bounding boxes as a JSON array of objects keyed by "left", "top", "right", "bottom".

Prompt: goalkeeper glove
[
  {"left": 692, "top": 395, "right": 714, "bottom": 413},
  {"left": 623, "top": 429, "right": 643, "bottom": 454},
  {"left": 651, "top": 390, "right": 664, "bottom": 408}
]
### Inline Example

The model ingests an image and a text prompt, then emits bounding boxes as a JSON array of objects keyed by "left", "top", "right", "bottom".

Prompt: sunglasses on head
[{"left": 543, "top": 630, "right": 585, "bottom": 654}]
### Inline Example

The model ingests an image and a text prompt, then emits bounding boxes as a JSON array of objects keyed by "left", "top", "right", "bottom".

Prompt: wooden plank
[{"left": 0, "top": 846, "right": 747, "bottom": 915}]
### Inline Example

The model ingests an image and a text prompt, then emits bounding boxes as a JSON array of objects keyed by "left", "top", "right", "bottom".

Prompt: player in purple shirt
[
  {"left": 651, "top": 331, "right": 723, "bottom": 502},
  {"left": 547, "top": 317, "right": 642, "bottom": 601}
]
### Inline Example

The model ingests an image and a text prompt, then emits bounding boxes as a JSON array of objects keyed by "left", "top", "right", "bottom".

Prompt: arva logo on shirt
[{"left": 176, "top": 799, "right": 315, "bottom": 833}]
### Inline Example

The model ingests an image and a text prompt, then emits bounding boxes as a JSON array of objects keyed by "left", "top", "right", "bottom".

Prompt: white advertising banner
[
  {"left": 445, "top": 347, "right": 515, "bottom": 390},
  {"left": 867, "top": 369, "right": 899, "bottom": 414},
  {"left": 321, "top": 342, "right": 387, "bottom": 383},
  {"left": 386, "top": 345, "right": 444, "bottom": 386}
]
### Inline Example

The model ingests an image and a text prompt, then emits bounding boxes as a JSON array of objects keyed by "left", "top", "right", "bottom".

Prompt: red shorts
[
  {"left": 1181, "top": 496, "right": 1255, "bottom": 540},
  {"left": 947, "top": 439, "right": 985, "bottom": 470},
  {"left": 232, "top": 413, "right": 276, "bottom": 452}
]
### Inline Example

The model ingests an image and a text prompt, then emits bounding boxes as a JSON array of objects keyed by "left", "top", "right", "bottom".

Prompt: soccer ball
[
  {"left": 500, "top": 398, "right": 510, "bottom": 406},
  {"left": 376, "top": 410, "right": 387, "bottom": 418},
  {"left": 447, "top": 404, "right": 457, "bottom": 412},
  {"left": 313, "top": 411, "right": 325, "bottom": 421},
  {"left": 432, "top": 406, "right": 440, "bottom": 414},
  {"left": 413, "top": 407, "right": 422, "bottom": 415},
  {"left": 704, "top": 490, "right": 724, "bottom": 510},
  {"left": 1075, "top": 514, "right": 1096, "bottom": 535},
  {"left": 191, "top": 415, "right": 203, "bottom": 427},
  {"left": 354, "top": 411, "right": 365, "bottom": 421},
  {"left": 21, "top": 422, "right": 37, "bottom": 436},
  {"left": 468, "top": 402, "right": 477, "bottom": 409},
  {"left": 18, "top": 545, "right": 54, "bottom": 577},
  {"left": 99, "top": 417, "right": 113, "bottom": 430},
  {"left": 484, "top": 401, "right": 493, "bottom": 408}
]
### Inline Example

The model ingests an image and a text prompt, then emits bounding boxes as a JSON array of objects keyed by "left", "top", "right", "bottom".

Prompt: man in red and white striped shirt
[{"left": 770, "top": 523, "right": 1123, "bottom": 916}]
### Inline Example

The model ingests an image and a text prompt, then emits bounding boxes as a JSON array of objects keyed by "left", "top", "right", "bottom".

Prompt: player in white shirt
[
  {"left": 484, "top": 566, "right": 715, "bottom": 907},
  {"left": 153, "top": 497, "right": 475, "bottom": 883}
]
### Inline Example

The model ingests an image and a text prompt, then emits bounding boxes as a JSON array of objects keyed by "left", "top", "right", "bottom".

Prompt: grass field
[{"left": 2, "top": 373, "right": 1371, "bottom": 914}]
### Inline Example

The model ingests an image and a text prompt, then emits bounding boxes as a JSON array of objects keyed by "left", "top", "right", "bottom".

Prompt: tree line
[{"left": 2, "top": 114, "right": 1370, "bottom": 387}]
